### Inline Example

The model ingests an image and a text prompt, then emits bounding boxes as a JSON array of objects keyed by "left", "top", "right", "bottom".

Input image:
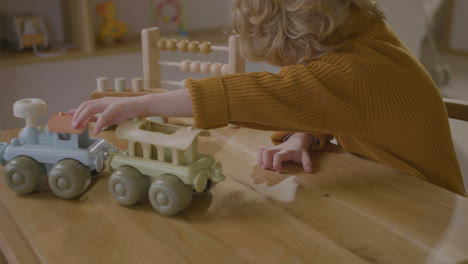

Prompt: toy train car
[{"left": 107, "top": 119, "right": 224, "bottom": 216}]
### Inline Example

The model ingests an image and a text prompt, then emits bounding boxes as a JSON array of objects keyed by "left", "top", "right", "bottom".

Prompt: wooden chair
[
  {"left": 444, "top": 98, "right": 468, "bottom": 192},
  {"left": 445, "top": 99, "right": 468, "bottom": 122}
]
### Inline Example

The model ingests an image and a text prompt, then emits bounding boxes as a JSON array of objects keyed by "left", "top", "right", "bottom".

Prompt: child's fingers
[
  {"left": 89, "top": 116, "right": 98, "bottom": 123},
  {"left": 72, "top": 103, "right": 105, "bottom": 129},
  {"left": 68, "top": 109, "right": 76, "bottom": 115},
  {"left": 257, "top": 148, "right": 267, "bottom": 166},
  {"left": 93, "top": 107, "right": 118, "bottom": 134},
  {"left": 272, "top": 150, "right": 289, "bottom": 173},
  {"left": 301, "top": 150, "right": 313, "bottom": 173},
  {"left": 262, "top": 148, "right": 280, "bottom": 170}
]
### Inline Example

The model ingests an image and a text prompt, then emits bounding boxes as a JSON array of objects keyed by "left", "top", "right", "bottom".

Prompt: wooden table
[{"left": 1, "top": 121, "right": 468, "bottom": 264}]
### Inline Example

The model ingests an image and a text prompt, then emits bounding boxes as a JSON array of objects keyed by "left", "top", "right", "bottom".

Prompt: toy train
[
  {"left": 0, "top": 99, "right": 112, "bottom": 199},
  {"left": 1, "top": 98, "right": 225, "bottom": 216}
]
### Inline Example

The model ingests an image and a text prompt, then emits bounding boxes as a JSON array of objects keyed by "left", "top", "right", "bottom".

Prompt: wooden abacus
[{"left": 90, "top": 27, "right": 245, "bottom": 99}]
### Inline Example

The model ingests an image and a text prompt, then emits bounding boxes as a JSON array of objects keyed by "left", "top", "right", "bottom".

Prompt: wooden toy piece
[
  {"left": 166, "top": 39, "right": 178, "bottom": 51},
  {"left": 221, "top": 64, "right": 230, "bottom": 75},
  {"left": 210, "top": 63, "right": 222, "bottom": 75},
  {"left": 190, "top": 61, "right": 201, "bottom": 73},
  {"left": 132, "top": 78, "right": 143, "bottom": 92},
  {"left": 228, "top": 35, "right": 245, "bottom": 74},
  {"left": 97, "top": 77, "right": 109, "bottom": 92},
  {"left": 188, "top": 41, "right": 200, "bottom": 53},
  {"left": 200, "top": 61, "right": 212, "bottom": 74},
  {"left": 13, "top": 98, "right": 47, "bottom": 128},
  {"left": 96, "top": 1, "right": 128, "bottom": 45},
  {"left": 177, "top": 40, "right": 189, "bottom": 52},
  {"left": 1, "top": 99, "right": 112, "bottom": 199},
  {"left": 199, "top": 41, "right": 212, "bottom": 54},
  {"left": 180, "top": 60, "right": 191, "bottom": 72},
  {"left": 157, "top": 39, "right": 167, "bottom": 50},
  {"left": 142, "top": 27, "right": 161, "bottom": 90},
  {"left": 107, "top": 119, "right": 224, "bottom": 216},
  {"left": 48, "top": 112, "right": 96, "bottom": 135},
  {"left": 114, "top": 77, "right": 126, "bottom": 92}
]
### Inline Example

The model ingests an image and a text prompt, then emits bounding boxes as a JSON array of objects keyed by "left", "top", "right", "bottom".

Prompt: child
[{"left": 71, "top": 0, "right": 466, "bottom": 196}]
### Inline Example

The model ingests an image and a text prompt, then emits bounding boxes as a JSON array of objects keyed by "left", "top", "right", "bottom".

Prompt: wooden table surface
[{"left": 1, "top": 120, "right": 468, "bottom": 264}]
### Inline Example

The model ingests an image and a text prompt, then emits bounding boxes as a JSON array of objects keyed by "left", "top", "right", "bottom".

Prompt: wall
[
  {"left": 91, "top": 0, "right": 230, "bottom": 37},
  {"left": 449, "top": 0, "right": 468, "bottom": 52}
]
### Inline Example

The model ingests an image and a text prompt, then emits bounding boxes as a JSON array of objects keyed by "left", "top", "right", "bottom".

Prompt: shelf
[{"left": 0, "top": 29, "right": 229, "bottom": 67}]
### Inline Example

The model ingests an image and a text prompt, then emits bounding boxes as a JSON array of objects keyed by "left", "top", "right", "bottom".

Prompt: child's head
[{"left": 231, "top": 0, "right": 384, "bottom": 66}]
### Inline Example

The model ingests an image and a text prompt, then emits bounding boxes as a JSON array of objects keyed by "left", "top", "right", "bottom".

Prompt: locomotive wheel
[
  {"left": 49, "top": 159, "right": 91, "bottom": 199},
  {"left": 4, "top": 156, "right": 46, "bottom": 194}
]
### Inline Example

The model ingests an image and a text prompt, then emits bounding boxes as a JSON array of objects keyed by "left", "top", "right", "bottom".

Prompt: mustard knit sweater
[{"left": 186, "top": 9, "right": 466, "bottom": 196}]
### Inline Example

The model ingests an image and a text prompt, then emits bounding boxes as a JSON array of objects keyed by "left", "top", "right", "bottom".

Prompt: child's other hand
[
  {"left": 69, "top": 96, "right": 150, "bottom": 135},
  {"left": 257, "top": 133, "right": 314, "bottom": 173}
]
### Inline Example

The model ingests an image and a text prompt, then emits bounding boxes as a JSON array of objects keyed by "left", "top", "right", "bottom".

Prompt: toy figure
[{"left": 96, "top": 1, "right": 128, "bottom": 45}]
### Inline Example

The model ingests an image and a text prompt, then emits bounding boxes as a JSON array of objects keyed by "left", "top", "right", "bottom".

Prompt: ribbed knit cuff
[
  {"left": 186, "top": 77, "right": 229, "bottom": 129},
  {"left": 271, "top": 131, "right": 294, "bottom": 145}
]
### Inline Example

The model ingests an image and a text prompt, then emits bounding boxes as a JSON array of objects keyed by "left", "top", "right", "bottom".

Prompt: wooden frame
[{"left": 91, "top": 26, "right": 245, "bottom": 99}]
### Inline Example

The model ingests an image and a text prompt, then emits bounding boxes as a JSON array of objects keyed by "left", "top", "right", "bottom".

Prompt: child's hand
[
  {"left": 257, "top": 133, "right": 314, "bottom": 173},
  {"left": 70, "top": 96, "right": 150, "bottom": 135}
]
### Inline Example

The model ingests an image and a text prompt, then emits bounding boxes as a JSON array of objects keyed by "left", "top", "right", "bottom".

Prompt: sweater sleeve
[{"left": 186, "top": 61, "right": 357, "bottom": 134}]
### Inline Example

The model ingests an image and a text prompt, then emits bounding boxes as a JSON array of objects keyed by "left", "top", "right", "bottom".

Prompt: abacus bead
[
  {"left": 210, "top": 63, "right": 222, "bottom": 75},
  {"left": 190, "top": 61, "right": 201, "bottom": 73},
  {"left": 199, "top": 41, "right": 212, "bottom": 54},
  {"left": 157, "top": 39, "right": 167, "bottom": 50},
  {"left": 188, "top": 41, "right": 200, "bottom": 53},
  {"left": 166, "top": 39, "right": 178, "bottom": 51},
  {"left": 180, "top": 60, "right": 192, "bottom": 72},
  {"left": 200, "top": 62, "right": 211, "bottom": 74},
  {"left": 177, "top": 40, "right": 189, "bottom": 52},
  {"left": 221, "top": 64, "right": 230, "bottom": 75}
]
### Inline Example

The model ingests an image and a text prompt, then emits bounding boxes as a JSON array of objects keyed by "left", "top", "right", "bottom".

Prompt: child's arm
[
  {"left": 71, "top": 88, "right": 193, "bottom": 134},
  {"left": 186, "top": 62, "right": 357, "bottom": 134}
]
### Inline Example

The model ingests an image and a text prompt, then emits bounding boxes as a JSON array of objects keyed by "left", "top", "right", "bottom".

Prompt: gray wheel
[
  {"left": 4, "top": 156, "right": 46, "bottom": 194},
  {"left": 48, "top": 159, "right": 91, "bottom": 199},
  {"left": 108, "top": 166, "right": 149, "bottom": 206},
  {"left": 148, "top": 174, "right": 192, "bottom": 216}
]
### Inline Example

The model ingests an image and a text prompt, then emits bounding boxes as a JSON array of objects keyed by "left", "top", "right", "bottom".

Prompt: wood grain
[{"left": 1, "top": 120, "right": 467, "bottom": 264}]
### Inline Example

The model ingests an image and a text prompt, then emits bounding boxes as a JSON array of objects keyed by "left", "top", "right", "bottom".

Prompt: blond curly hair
[{"left": 230, "top": 0, "right": 384, "bottom": 66}]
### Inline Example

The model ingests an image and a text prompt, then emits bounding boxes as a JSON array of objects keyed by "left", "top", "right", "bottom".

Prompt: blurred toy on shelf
[
  {"left": 0, "top": 15, "right": 48, "bottom": 51},
  {"left": 96, "top": 0, "right": 128, "bottom": 45},
  {"left": 152, "top": 0, "right": 188, "bottom": 37},
  {"left": 0, "top": 98, "right": 113, "bottom": 199}
]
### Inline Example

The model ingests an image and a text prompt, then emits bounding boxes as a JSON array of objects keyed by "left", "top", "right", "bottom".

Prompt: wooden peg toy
[
  {"left": 132, "top": 78, "right": 143, "bottom": 92},
  {"left": 115, "top": 77, "right": 127, "bottom": 92},
  {"left": 97, "top": 77, "right": 109, "bottom": 92}
]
